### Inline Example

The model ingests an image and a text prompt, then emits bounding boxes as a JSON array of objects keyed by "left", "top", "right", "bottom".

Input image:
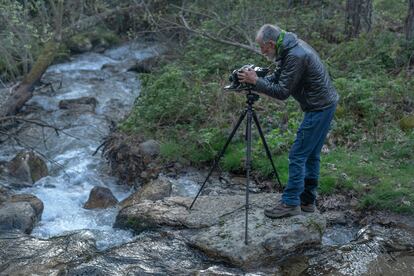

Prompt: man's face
[{"left": 257, "top": 38, "right": 276, "bottom": 61}]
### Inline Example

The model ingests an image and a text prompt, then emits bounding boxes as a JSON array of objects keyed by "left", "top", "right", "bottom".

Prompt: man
[{"left": 238, "top": 24, "right": 339, "bottom": 218}]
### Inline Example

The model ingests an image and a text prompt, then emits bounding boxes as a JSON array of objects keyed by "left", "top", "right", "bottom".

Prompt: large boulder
[
  {"left": 0, "top": 202, "right": 38, "bottom": 234},
  {"left": 120, "top": 176, "right": 172, "bottom": 208},
  {"left": 0, "top": 230, "right": 97, "bottom": 275},
  {"left": 9, "top": 194, "right": 44, "bottom": 221},
  {"left": 83, "top": 186, "right": 118, "bottom": 209},
  {"left": 115, "top": 193, "right": 326, "bottom": 268},
  {"left": 7, "top": 151, "right": 48, "bottom": 185}
]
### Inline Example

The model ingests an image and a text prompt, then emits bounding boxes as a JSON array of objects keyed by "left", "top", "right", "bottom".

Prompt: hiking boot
[
  {"left": 264, "top": 203, "right": 301, "bottom": 219},
  {"left": 301, "top": 203, "right": 316, "bottom": 213}
]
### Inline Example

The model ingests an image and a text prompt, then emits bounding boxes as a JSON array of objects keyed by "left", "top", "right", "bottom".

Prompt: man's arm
[{"left": 255, "top": 54, "right": 304, "bottom": 100}]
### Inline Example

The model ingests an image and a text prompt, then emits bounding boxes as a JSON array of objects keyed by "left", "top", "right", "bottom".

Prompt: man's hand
[{"left": 237, "top": 68, "right": 258, "bottom": 85}]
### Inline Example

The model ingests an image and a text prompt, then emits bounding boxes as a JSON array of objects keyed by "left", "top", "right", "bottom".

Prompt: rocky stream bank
[{"left": 0, "top": 39, "right": 413, "bottom": 275}]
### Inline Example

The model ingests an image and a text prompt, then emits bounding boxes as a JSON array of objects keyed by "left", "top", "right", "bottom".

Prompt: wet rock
[
  {"left": 0, "top": 186, "right": 10, "bottom": 204},
  {"left": 115, "top": 193, "right": 326, "bottom": 268},
  {"left": 0, "top": 160, "right": 7, "bottom": 175},
  {"left": 0, "top": 230, "right": 97, "bottom": 275},
  {"left": 0, "top": 202, "right": 38, "bottom": 234},
  {"left": 120, "top": 176, "right": 172, "bottom": 208},
  {"left": 67, "top": 231, "right": 206, "bottom": 275},
  {"left": 7, "top": 150, "right": 48, "bottom": 185},
  {"left": 279, "top": 255, "right": 309, "bottom": 276},
  {"left": 306, "top": 224, "right": 414, "bottom": 275},
  {"left": 83, "top": 186, "right": 118, "bottom": 209},
  {"left": 58, "top": 96, "right": 98, "bottom": 113},
  {"left": 9, "top": 194, "right": 44, "bottom": 221}
]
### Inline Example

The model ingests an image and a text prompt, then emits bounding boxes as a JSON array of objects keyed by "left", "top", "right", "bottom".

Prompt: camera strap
[{"left": 276, "top": 30, "right": 286, "bottom": 55}]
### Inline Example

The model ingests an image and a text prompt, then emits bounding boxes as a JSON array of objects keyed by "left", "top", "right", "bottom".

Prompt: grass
[
  {"left": 318, "top": 142, "right": 414, "bottom": 213},
  {"left": 118, "top": 0, "right": 413, "bottom": 215}
]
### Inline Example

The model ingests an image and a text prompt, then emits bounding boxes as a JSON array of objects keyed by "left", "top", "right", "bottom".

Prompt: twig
[
  {"left": 173, "top": 13, "right": 261, "bottom": 55},
  {"left": 171, "top": 4, "right": 254, "bottom": 45},
  {"left": 0, "top": 128, "right": 66, "bottom": 174}
]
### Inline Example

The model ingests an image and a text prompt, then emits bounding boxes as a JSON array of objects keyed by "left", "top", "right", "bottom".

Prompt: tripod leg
[
  {"left": 245, "top": 107, "right": 253, "bottom": 245},
  {"left": 189, "top": 109, "right": 248, "bottom": 210},
  {"left": 252, "top": 111, "right": 283, "bottom": 189}
]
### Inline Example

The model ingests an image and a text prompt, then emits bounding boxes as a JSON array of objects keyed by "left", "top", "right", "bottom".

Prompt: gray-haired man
[{"left": 238, "top": 24, "right": 339, "bottom": 218}]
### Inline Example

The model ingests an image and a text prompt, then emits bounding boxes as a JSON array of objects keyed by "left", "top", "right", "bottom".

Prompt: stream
[
  {"left": 0, "top": 40, "right": 413, "bottom": 275},
  {"left": 0, "top": 40, "right": 161, "bottom": 250}
]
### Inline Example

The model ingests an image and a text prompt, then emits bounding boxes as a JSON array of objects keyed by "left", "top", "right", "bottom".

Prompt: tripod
[{"left": 189, "top": 89, "right": 282, "bottom": 244}]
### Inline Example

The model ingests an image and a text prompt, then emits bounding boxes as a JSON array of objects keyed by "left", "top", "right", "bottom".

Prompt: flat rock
[
  {"left": 120, "top": 176, "right": 172, "bottom": 208},
  {"left": 115, "top": 193, "right": 326, "bottom": 268},
  {"left": 0, "top": 230, "right": 97, "bottom": 275},
  {"left": 67, "top": 231, "right": 206, "bottom": 275}
]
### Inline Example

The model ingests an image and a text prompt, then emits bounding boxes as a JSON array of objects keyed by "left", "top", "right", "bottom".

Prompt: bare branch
[
  {"left": 177, "top": 13, "right": 261, "bottom": 55},
  {"left": 171, "top": 4, "right": 254, "bottom": 46}
]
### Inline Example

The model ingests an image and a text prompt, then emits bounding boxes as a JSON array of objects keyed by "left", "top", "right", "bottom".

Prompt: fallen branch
[{"left": 0, "top": 3, "right": 145, "bottom": 117}]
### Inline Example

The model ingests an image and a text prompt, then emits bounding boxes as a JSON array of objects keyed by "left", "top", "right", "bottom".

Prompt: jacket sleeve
[{"left": 254, "top": 54, "right": 304, "bottom": 100}]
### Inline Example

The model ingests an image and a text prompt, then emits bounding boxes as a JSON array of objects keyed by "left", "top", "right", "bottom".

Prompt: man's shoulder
[{"left": 285, "top": 43, "right": 307, "bottom": 61}]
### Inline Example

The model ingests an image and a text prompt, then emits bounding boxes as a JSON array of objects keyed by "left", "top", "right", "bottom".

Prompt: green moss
[
  {"left": 400, "top": 116, "right": 414, "bottom": 131},
  {"left": 306, "top": 217, "right": 325, "bottom": 236}
]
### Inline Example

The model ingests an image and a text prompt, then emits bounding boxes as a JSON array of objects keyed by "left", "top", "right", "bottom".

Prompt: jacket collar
[{"left": 275, "top": 32, "right": 299, "bottom": 61}]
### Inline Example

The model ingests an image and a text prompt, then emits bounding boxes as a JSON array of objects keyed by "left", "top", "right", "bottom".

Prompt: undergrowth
[{"left": 119, "top": 0, "right": 414, "bottom": 214}]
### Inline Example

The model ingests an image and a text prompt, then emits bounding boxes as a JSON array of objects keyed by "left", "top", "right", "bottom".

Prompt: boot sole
[{"left": 264, "top": 209, "right": 301, "bottom": 219}]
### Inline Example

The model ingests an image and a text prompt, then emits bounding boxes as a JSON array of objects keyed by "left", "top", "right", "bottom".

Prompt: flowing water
[
  {"left": 0, "top": 40, "right": 162, "bottom": 250},
  {"left": 1, "top": 40, "right": 412, "bottom": 275}
]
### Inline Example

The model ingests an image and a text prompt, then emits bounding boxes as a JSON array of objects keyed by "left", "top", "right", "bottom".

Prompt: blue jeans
[{"left": 282, "top": 104, "right": 336, "bottom": 206}]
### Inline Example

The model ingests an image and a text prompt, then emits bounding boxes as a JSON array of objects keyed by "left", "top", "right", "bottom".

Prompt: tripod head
[{"left": 245, "top": 90, "right": 260, "bottom": 105}]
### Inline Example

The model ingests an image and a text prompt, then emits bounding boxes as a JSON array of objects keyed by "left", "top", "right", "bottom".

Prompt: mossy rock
[
  {"left": 399, "top": 115, "right": 414, "bottom": 131},
  {"left": 91, "top": 30, "right": 120, "bottom": 46},
  {"left": 68, "top": 34, "right": 93, "bottom": 53},
  {"left": 67, "top": 30, "right": 120, "bottom": 54}
]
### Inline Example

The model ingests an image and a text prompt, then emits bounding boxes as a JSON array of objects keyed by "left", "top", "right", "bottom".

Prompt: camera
[{"left": 224, "top": 64, "right": 269, "bottom": 91}]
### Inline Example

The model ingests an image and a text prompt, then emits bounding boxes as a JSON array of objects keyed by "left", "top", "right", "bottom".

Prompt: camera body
[{"left": 224, "top": 64, "right": 269, "bottom": 91}]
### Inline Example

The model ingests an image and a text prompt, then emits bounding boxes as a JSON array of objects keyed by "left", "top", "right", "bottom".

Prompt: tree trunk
[
  {"left": 0, "top": 4, "right": 143, "bottom": 117},
  {"left": 0, "top": 40, "right": 60, "bottom": 117},
  {"left": 345, "top": 0, "right": 373, "bottom": 39},
  {"left": 406, "top": 0, "right": 414, "bottom": 41}
]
